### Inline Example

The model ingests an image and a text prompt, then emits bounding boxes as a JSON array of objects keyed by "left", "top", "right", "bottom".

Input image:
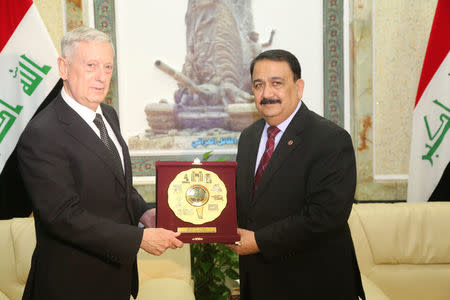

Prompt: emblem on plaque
[{"left": 168, "top": 168, "right": 227, "bottom": 225}]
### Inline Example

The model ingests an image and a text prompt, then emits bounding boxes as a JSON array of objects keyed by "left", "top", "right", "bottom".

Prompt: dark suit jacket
[
  {"left": 17, "top": 94, "right": 150, "bottom": 300},
  {"left": 236, "top": 103, "right": 365, "bottom": 300}
]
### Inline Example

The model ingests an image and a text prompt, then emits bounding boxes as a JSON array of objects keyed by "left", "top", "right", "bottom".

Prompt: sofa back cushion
[
  {"left": 11, "top": 218, "right": 35, "bottom": 284},
  {"left": 352, "top": 202, "right": 450, "bottom": 264},
  {"left": 0, "top": 218, "right": 35, "bottom": 300},
  {"left": 137, "top": 247, "right": 192, "bottom": 285}
]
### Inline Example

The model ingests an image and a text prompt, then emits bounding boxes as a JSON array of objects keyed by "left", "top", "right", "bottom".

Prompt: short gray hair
[{"left": 61, "top": 26, "right": 114, "bottom": 59}]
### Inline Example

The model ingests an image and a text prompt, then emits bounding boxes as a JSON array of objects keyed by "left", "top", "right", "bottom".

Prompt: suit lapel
[
  {"left": 101, "top": 105, "right": 130, "bottom": 177},
  {"left": 55, "top": 96, "right": 126, "bottom": 188},
  {"left": 102, "top": 104, "right": 140, "bottom": 223},
  {"left": 248, "top": 120, "right": 266, "bottom": 179},
  {"left": 253, "top": 104, "right": 309, "bottom": 200},
  {"left": 239, "top": 119, "right": 265, "bottom": 209},
  {"left": 239, "top": 119, "right": 265, "bottom": 203}
]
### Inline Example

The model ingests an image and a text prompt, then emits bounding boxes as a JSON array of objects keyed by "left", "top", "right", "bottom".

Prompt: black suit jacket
[
  {"left": 236, "top": 103, "right": 365, "bottom": 300},
  {"left": 17, "top": 94, "right": 150, "bottom": 300}
]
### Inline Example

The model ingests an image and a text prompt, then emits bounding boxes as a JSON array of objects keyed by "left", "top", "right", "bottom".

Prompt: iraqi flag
[
  {"left": 407, "top": 0, "right": 450, "bottom": 202},
  {"left": 0, "top": 0, "right": 60, "bottom": 173}
]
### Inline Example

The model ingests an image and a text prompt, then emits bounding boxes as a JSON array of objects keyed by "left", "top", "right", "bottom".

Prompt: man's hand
[
  {"left": 140, "top": 228, "right": 183, "bottom": 256},
  {"left": 140, "top": 208, "right": 156, "bottom": 228},
  {"left": 227, "top": 228, "right": 260, "bottom": 255}
]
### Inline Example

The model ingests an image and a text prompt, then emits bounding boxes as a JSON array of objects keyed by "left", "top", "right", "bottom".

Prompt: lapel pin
[{"left": 288, "top": 140, "right": 294, "bottom": 146}]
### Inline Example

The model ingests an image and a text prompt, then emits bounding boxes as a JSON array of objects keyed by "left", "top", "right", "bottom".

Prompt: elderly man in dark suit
[
  {"left": 228, "top": 49, "right": 365, "bottom": 300},
  {"left": 17, "top": 27, "right": 183, "bottom": 300}
]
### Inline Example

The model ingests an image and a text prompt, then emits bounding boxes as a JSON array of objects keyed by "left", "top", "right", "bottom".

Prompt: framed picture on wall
[{"left": 96, "top": 0, "right": 333, "bottom": 181}]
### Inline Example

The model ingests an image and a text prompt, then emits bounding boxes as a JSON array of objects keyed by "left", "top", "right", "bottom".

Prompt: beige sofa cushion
[
  {"left": 0, "top": 290, "right": 11, "bottom": 300},
  {"left": 10, "top": 219, "right": 35, "bottom": 284},
  {"left": 350, "top": 203, "right": 450, "bottom": 300},
  {"left": 360, "top": 274, "right": 389, "bottom": 300},
  {"left": 136, "top": 247, "right": 192, "bottom": 285},
  {"left": 354, "top": 203, "right": 450, "bottom": 264},
  {"left": 136, "top": 278, "right": 195, "bottom": 300},
  {"left": 0, "top": 218, "right": 34, "bottom": 300},
  {"left": 1, "top": 218, "right": 194, "bottom": 300},
  {"left": 138, "top": 259, "right": 191, "bottom": 283},
  {"left": 369, "top": 264, "right": 450, "bottom": 300}
]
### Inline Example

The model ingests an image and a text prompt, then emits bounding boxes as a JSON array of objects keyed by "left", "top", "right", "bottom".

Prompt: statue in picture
[{"left": 152, "top": 0, "right": 275, "bottom": 131}]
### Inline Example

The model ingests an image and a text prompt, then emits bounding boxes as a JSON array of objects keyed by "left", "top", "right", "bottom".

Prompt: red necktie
[{"left": 254, "top": 126, "right": 280, "bottom": 191}]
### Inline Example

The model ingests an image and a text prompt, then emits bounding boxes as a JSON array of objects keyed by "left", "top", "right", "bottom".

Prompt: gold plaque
[
  {"left": 156, "top": 161, "right": 240, "bottom": 243},
  {"left": 177, "top": 227, "right": 217, "bottom": 233},
  {"left": 168, "top": 168, "right": 227, "bottom": 225}
]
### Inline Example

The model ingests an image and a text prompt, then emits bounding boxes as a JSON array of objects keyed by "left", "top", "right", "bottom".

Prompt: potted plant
[{"left": 191, "top": 242, "right": 239, "bottom": 300}]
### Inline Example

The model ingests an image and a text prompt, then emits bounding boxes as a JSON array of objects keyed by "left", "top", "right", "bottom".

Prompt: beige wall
[
  {"left": 34, "top": 0, "right": 83, "bottom": 55},
  {"left": 34, "top": 0, "right": 64, "bottom": 54},
  {"left": 352, "top": 0, "right": 438, "bottom": 200},
  {"left": 374, "top": 0, "right": 438, "bottom": 177}
]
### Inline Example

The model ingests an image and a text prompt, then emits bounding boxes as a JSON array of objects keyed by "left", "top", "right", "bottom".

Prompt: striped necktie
[
  {"left": 93, "top": 113, "right": 123, "bottom": 173},
  {"left": 254, "top": 126, "right": 280, "bottom": 190}
]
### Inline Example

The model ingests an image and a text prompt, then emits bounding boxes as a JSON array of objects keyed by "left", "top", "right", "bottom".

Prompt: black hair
[{"left": 250, "top": 49, "right": 301, "bottom": 81}]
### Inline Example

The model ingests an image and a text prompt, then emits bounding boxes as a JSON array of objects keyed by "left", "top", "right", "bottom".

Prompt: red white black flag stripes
[
  {"left": 0, "top": 0, "right": 60, "bottom": 173},
  {"left": 407, "top": 0, "right": 450, "bottom": 202}
]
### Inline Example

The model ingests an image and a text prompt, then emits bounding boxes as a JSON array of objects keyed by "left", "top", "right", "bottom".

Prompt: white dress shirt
[
  {"left": 255, "top": 100, "right": 302, "bottom": 174},
  {"left": 61, "top": 88, "right": 125, "bottom": 173}
]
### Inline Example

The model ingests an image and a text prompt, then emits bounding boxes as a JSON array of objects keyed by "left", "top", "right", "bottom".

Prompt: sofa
[
  {"left": 0, "top": 217, "right": 195, "bottom": 300},
  {"left": 349, "top": 202, "right": 450, "bottom": 300}
]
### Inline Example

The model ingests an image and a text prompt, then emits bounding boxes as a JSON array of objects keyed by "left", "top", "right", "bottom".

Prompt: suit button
[{"left": 247, "top": 218, "right": 254, "bottom": 224}]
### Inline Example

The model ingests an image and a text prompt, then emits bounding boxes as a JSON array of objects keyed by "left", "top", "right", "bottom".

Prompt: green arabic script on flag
[
  {"left": 0, "top": 1, "right": 60, "bottom": 173},
  {"left": 1, "top": 54, "right": 52, "bottom": 143},
  {"left": 13, "top": 54, "right": 52, "bottom": 96},
  {"left": 0, "top": 98, "right": 23, "bottom": 143},
  {"left": 422, "top": 97, "right": 450, "bottom": 166}
]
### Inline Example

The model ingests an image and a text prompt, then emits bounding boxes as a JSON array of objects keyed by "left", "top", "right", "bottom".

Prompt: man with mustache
[
  {"left": 17, "top": 27, "right": 183, "bottom": 300},
  {"left": 228, "top": 49, "right": 365, "bottom": 300}
]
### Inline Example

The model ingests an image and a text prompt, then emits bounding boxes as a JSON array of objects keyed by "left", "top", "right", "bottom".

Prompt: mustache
[{"left": 260, "top": 98, "right": 281, "bottom": 105}]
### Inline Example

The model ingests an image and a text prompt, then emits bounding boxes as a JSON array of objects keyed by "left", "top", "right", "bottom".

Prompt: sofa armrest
[
  {"left": 349, "top": 205, "right": 376, "bottom": 273},
  {"left": 361, "top": 274, "right": 389, "bottom": 300},
  {"left": 0, "top": 218, "right": 35, "bottom": 300},
  {"left": 0, "top": 290, "right": 10, "bottom": 300}
]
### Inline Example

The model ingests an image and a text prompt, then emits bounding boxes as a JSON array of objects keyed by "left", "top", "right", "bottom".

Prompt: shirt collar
[
  {"left": 61, "top": 87, "right": 103, "bottom": 123},
  {"left": 265, "top": 100, "right": 302, "bottom": 133}
]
